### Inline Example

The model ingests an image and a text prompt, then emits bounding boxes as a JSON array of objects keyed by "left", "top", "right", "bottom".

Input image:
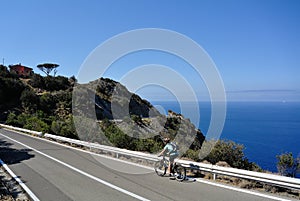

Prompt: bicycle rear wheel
[
  {"left": 154, "top": 160, "right": 167, "bottom": 176},
  {"left": 174, "top": 164, "right": 186, "bottom": 182}
]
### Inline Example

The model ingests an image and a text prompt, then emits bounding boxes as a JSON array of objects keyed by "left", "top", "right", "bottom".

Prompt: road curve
[{"left": 0, "top": 128, "right": 292, "bottom": 201}]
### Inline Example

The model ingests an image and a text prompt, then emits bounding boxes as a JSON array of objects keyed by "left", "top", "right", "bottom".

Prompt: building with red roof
[{"left": 9, "top": 63, "right": 33, "bottom": 77}]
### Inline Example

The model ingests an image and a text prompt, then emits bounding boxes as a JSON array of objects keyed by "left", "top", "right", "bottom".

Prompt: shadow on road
[
  {"left": 0, "top": 139, "right": 35, "bottom": 165},
  {"left": 0, "top": 136, "right": 34, "bottom": 200}
]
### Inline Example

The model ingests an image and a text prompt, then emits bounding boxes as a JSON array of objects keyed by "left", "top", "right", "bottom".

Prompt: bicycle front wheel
[{"left": 154, "top": 160, "right": 167, "bottom": 176}]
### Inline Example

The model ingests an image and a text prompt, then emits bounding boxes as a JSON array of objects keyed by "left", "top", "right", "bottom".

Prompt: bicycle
[{"left": 154, "top": 156, "right": 187, "bottom": 182}]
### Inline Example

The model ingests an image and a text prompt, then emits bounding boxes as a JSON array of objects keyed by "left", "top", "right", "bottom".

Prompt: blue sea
[{"left": 152, "top": 101, "right": 300, "bottom": 176}]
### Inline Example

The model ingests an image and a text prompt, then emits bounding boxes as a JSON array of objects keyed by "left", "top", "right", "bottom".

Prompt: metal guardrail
[
  {"left": 1, "top": 123, "right": 300, "bottom": 190},
  {"left": 44, "top": 133, "right": 158, "bottom": 162},
  {"left": 0, "top": 124, "right": 42, "bottom": 136},
  {"left": 44, "top": 134, "right": 300, "bottom": 190}
]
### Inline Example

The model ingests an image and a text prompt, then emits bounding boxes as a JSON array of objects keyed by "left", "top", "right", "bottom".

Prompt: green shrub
[
  {"left": 0, "top": 65, "right": 10, "bottom": 77},
  {"left": 20, "top": 88, "right": 39, "bottom": 112},
  {"left": 276, "top": 152, "right": 300, "bottom": 177},
  {"left": 51, "top": 116, "right": 77, "bottom": 139},
  {"left": 203, "top": 140, "right": 257, "bottom": 170},
  {"left": 23, "top": 116, "right": 49, "bottom": 133},
  {"left": 29, "top": 74, "right": 45, "bottom": 89},
  {"left": 0, "top": 77, "right": 24, "bottom": 106},
  {"left": 134, "top": 138, "right": 163, "bottom": 153},
  {"left": 6, "top": 112, "right": 20, "bottom": 126},
  {"left": 182, "top": 149, "right": 200, "bottom": 161},
  {"left": 104, "top": 123, "right": 134, "bottom": 149},
  {"left": 44, "top": 76, "right": 70, "bottom": 91}
]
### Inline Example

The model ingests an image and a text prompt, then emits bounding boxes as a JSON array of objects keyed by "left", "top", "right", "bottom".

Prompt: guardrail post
[
  {"left": 211, "top": 166, "right": 216, "bottom": 180},
  {"left": 88, "top": 142, "right": 91, "bottom": 151},
  {"left": 213, "top": 173, "right": 216, "bottom": 180}
]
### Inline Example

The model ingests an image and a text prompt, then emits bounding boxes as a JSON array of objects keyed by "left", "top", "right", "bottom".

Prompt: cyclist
[{"left": 158, "top": 137, "right": 179, "bottom": 177}]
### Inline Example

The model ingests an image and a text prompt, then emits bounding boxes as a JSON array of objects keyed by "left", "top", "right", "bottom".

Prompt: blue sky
[{"left": 1, "top": 0, "right": 300, "bottom": 102}]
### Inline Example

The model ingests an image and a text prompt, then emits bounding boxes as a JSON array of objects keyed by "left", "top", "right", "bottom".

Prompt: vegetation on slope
[{"left": 2, "top": 64, "right": 297, "bottom": 175}]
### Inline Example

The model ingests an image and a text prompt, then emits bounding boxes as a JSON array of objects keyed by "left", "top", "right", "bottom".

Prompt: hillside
[
  {"left": 0, "top": 64, "right": 205, "bottom": 153},
  {"left": 73, "top": 77, "right": 161, "bottom": 120},
  {"left": 1, "top": 65, "right": 299, "bottom": 200},
  {"left": 1, "top": 64, "right": 272, "bottom": 174},
  {"left": 0, "top": 65, "right": 160, "bottom": 121}
]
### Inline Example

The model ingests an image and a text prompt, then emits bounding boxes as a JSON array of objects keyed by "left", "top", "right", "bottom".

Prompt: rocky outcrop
[{"left": 74, "top": 77, "right": 161, "bottom": 120}]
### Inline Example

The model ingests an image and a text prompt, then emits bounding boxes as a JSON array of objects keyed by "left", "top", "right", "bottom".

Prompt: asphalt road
[{"left": 0, "top": 128, "right": 293, "bottom": 201}]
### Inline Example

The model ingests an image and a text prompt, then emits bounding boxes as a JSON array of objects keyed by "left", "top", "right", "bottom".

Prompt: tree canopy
[{"left": 37, "top": 63, "right": 59, "bottom": 76}]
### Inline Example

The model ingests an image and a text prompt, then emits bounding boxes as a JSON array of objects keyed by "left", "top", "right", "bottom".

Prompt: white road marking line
[
  {"left": 2, "top": 128, "right": 154, "bottom": 171},
  {"left": 1, "top": 128, "right": 294, "bottom": 201},
  {"left": 195, "top": 178, "right": 292, "bottom": 201},
  {"left": 0, "top": 133, "right": 151, "bottom": 201},
  {"left": 0, "top": 159, "right": 40, "bottom": 201}
]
